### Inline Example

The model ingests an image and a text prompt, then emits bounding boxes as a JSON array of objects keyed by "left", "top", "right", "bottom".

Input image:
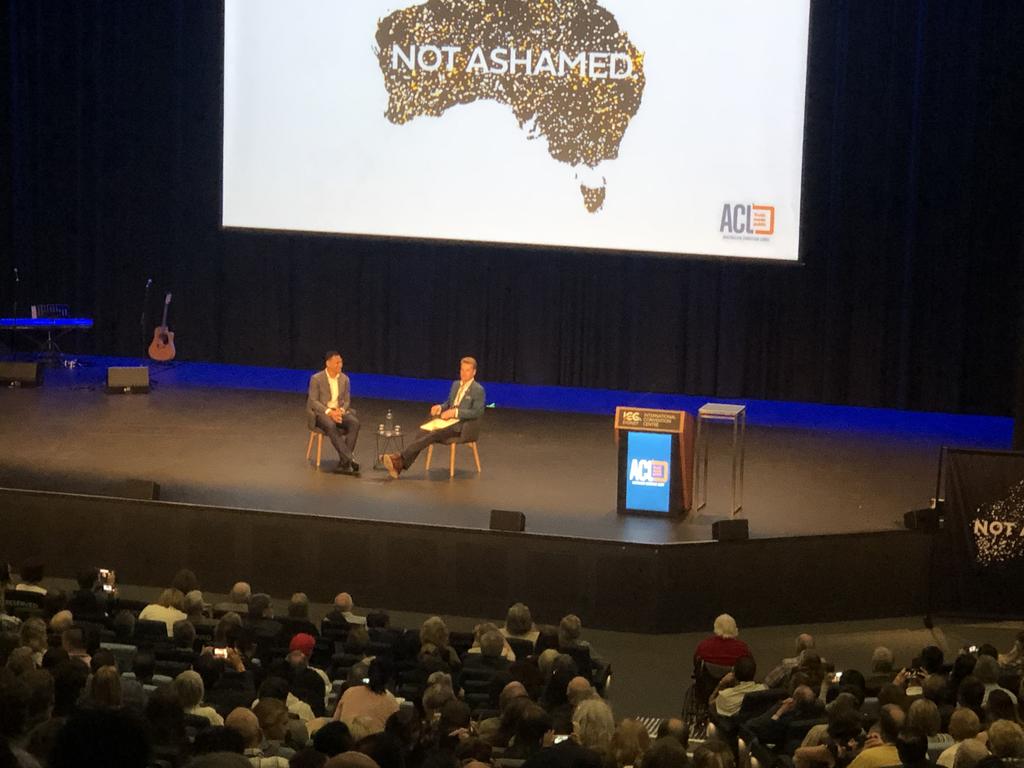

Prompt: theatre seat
[
  {"left": 305, "top": 411, "right": 325, "bottom": 469},
  {"left": 425, "top": 419, "right": 482, "bottom": 478}
]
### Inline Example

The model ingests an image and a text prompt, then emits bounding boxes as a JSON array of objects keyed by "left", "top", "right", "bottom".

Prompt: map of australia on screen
[{"left": 376, "top": 0, "right": 646, "bottom": 213}]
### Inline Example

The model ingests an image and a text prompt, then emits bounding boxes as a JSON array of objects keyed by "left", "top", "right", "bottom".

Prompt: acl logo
[
  {"left": 720, "top": 203, "right": 775, "bottom": 236},
  {"left": 629, "top": 459, "right": 669, "bottom": 487}
]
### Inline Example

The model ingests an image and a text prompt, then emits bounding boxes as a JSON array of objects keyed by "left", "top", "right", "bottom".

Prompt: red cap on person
[{"left": 289, "top": 633, "right": 316, "bottom": 656}]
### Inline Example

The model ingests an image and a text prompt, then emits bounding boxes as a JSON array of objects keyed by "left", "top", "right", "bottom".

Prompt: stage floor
[{"left": 0, "top": 356, "right": 1012, "bottom": 543}]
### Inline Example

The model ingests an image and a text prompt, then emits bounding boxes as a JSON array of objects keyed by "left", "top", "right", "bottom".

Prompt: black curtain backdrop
[{"left": 1, "top": 1, "right": 1023, "bottom": 414}]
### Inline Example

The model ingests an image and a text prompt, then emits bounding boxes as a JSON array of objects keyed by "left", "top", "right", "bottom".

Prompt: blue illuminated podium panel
[{"left": 614, "top": 407, "right": 695, "bottom": 517}]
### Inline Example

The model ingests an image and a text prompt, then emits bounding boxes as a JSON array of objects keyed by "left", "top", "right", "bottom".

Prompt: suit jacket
[
  {"left": 307, "top": 370, "right": 352, "bottom": 415},
  {"left": 442, "top": 379, "right": 486, "bottom": 420}
]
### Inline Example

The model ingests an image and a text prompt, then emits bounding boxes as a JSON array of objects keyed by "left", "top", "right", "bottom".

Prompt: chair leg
[
  {"left": 426, "top": 444, "right": 433, "bottom": 470},
  {"left": 471, "top": 442, "right": 481, "bottom": 473},
  {"left": 306, "top": 432, "right": 315, "bottom": 462},
  {"left": 449, "top": 443, "right": 456, "bottom": 478},
  {"left": 316, "top": 434, "right": 323, "bottom": 468}
]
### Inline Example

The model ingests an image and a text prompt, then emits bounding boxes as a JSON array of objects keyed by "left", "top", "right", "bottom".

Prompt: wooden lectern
[{"left": 614, "top": 407, "right": 696, "bottom": 515}]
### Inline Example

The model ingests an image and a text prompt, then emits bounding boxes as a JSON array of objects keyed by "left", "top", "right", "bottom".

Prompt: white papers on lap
[{"left": 420, "top": 418, "right": 460, "bottom": 431}]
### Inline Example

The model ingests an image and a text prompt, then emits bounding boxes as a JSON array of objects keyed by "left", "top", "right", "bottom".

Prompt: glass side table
[
  {"left": 374, "top": 426, "right": 405, "bottom": 470},
  {"left": 695, "top": 403, "right": 746, "bottom": 515}
]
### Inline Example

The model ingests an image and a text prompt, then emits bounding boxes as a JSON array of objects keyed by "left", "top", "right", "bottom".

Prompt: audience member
[
  {"left": 14, "top": 558, "right": 46, "bottom": 595},
  {"left": 985, "top": 689, "right": 1019, "bottom": 726},
  {"left": 67, "top": 568, "right": 107, "bottom": 618},
  {"left": 987, "top": 719, "right": 1024, "bottom": 759},
  {"left": 908, "top": 698, "right": 954, "bottom": 751},
  {"left": 214, "top": 582, "right": 252, "bottom": 616},
  {"left": 333, "top": 658, "right": 398, "bottom": 733},
  {"left": 174, "top": 669, "right": 225, "bottom": 725},
  {"left": 326, "top": 593, "right": 366, "bottom": 627},
  {"left": 642, "top": 737, "right": 691, "bottom": 768},
  {"left": 226, "top": 706, "right": 289, "bottom": 767},
  {"left": 710, "top": 656, "right": 767, "bottom": 716},
  {"left": 61, "top": 626, "right": 91, "bottom": 668},
  {"left": 896, "top": 728, "right": 930, "bottom": 768},
  {"left": 975, "top": 656, "right": 1018, "bottom": 706},
  {"left": 573, "top": 698, "right": 615, "bottom": 755},
  {"left": 502, "top": 603, "right": 541, "bottom": 646},
  {"left": 610, "top": 718, "right": 650, "bottom": 768},
  {"left": 252, "top": 697, "right": 298, "bottom": 759},
  {"left": 865, "top": 647, "right": 895, "bottom": 695},
  {"left": 419, "top": 617, "right": 461, "bottom": 670},
  {"left": 140, "top": 588, "right": 189, "bottom": 637},
  {"left": 185, "top": 590, "right": 219, "bottom": 631},
  {"left": 694, "top": 615, "right": 752, "bottom": 668},
  {"left": 465, "top": 622, "right": 516, "bottom": 661},
  {"left": 693, "top": 741, "right": 735, "bottom": 768},
  {"left": 172, "top": 568, "right": 201, "bottom": 595},
  {"left": 765, "top": 634, "right": 817, "bottom": 689},
  {"left": 315, "top": 720, "right": 354, "bottom": 757},
  {"left": 847, "top": 704, "right": 905, "bottom": 768},
  {"left": 939, "top": 709, "right": 983, "bottom": 768},
  {"left": 953, "top": 739, "right": 990, "bottom": 768}
]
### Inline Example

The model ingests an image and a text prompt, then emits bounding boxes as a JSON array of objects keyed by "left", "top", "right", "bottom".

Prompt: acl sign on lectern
[{"left": 614, "top": 407, "right": 695, "bottom": 517}]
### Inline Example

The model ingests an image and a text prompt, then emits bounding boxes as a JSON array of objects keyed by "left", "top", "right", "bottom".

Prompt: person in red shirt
[{"left": 694, "top": 614, "right": 752, "bottom": 667}]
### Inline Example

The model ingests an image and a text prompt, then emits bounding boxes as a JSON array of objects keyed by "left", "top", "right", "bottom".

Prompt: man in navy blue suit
[{"left": 383, "top": 356, "right": 485, "bottom": 478}]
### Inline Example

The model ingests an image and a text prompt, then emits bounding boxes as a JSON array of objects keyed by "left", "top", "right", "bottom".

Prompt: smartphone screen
[{"left": 98, "top": 568, "right": 116, "bottom": 592}]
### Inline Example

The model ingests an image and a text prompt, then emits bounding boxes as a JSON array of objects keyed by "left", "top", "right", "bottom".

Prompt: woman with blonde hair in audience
[
  {"left": 89, "top": 665, "right": 123, "bottom": 709},
  {"left": 987, "top": 719, "right": 1024, "bottom": 759},
  {"left": 908, "top": 698, "right": 954, "bottom": 751},
  {"left": 938, "top": 708, "right": 982, "bottom": 767},
  {"left": 139, "top": 587, "right": 188, "bottom": 636},
  {"left": 610, "top": 718, "right": 650, "bottom": 768},
  {"left": 420, "top": 616, "right": 461, "bottom": 669},
  {"left": 172, "top": 670, "right": 224, "bottom": 725},
  {"left": 502, "top": 602, "right": 541, "bottom": 646},
  {"left": 574, "top": 698, "right": 616, "bottom": 756}
]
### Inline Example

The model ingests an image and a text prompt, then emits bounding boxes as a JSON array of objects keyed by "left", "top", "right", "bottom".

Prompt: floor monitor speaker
[
  {"left": 122, "top": 479, "right": 160, "bottom": 500},
  {"left": 904, "top": 507, "right": 941, "bottom": 531},
  {"left": 106, "top": 366, "right": 150, "bottom": 394},
  {"left": 0, "top": 361, "right": 41, "bottom": 388},
  {"left": 712, "top": 518, "right": 749, "bottom": 541},
  {"left": 490, "top": 509, "right": 526, "bottom": 532}
]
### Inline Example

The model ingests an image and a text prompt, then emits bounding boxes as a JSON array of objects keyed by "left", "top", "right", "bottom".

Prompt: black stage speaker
[
  {"left": 0, "top": 361, "right": 41, "bottom": 388},
  {"left": 122, "top": 479, "right": 160, "bottom": 500},
  {"left": 106, "top": 366, "right": 150, "bottom": 394},
  {"left": 712, "top": 518, "right": 749, "bottom": 541},
  {"left": 490, "top": 509, "right": 526, "bottom": 532},
  {"left": 904, "top": 507, "right": 941, "bottom": 531}
]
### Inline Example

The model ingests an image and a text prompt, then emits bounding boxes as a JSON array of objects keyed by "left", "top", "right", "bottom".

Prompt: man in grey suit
[
  {"left": 307, "top": 350, "right": 361, "bottom": 474},
  {"left": 383, "top": 356, "right": 485, "bottom": 478}
]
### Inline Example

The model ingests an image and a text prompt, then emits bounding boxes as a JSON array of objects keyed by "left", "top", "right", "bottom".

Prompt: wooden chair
[
  {"left": 305, "top": 411, "right": 325, "bottom": 468},
  {"left": 425, "top": 419, "right": 482, "bottom": 478}
]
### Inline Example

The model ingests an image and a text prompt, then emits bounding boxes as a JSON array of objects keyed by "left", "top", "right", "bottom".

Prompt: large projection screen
[{"left": 224, "top": 0, "right": 811, "bottom": 260}]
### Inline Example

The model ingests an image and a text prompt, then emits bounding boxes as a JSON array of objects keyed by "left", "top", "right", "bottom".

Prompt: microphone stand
[
  {"left": 140, "top": 278, "right": 152, "bottom": 355},
  {"left": 9, "top": 267, "right": 19, "bottom": 357}
]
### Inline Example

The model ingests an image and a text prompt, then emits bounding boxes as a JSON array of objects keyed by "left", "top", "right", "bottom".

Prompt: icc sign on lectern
[{"left": 614, "top": 406, "right": 695, "bottom": 517}]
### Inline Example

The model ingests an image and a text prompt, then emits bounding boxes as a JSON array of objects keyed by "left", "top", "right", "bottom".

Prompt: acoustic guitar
[{"left": 148, "top": 292, "right": 176, "bottom": 361}]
